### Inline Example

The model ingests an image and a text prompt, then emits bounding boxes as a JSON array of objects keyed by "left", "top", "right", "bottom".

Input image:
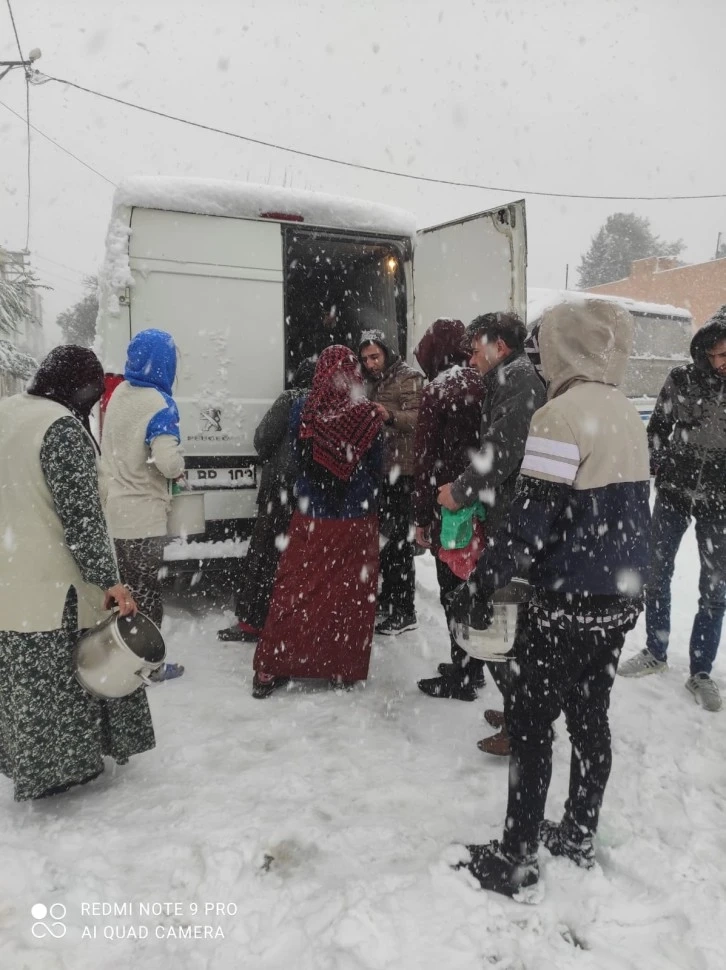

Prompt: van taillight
[
  {"left": 99, "top": 373, "right": 124, "bottom": 434},
  {"left": 259, "top": 211, "right": 304, "bottom": 222}
]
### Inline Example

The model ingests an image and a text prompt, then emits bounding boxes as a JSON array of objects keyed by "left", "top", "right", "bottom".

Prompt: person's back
[
  {"left": 451, "top": 300, "right": 651, "bottom": 898},
  {"left": 103, "top": 381, "right": 183, "bottom": 539},
  {"left": 101, "top": 329, "right": 185, "bottom": 680}
]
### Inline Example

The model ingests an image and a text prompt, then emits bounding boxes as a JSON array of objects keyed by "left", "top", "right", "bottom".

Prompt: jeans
[
  {"left": 379, "top": 476, "right": 416, "bottom": 617},
  {"left": 502, "top": 599, "right": 638, "bottom": 858},
  {"left": 646, "top": 491, "right": 726, "bottom": 675}
]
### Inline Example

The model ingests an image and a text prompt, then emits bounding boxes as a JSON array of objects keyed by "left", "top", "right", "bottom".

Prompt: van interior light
[{"left": 386, "top": 256, "right": 398, "bottom": 272}]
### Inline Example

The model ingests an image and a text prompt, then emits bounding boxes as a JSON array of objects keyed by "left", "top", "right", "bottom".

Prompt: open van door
[{"left": 412, "top": 200, "right": 527, "bottom": 349}]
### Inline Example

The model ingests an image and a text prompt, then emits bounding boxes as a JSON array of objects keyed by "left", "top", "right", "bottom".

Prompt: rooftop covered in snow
[
  {"left": 527, "top": 287, "right": 692, "bottom": 325},
  {"left": 112, "top": 177, "right": 418, "bottom": 238}
]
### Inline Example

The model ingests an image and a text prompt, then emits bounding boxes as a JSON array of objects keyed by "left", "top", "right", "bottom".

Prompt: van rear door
[{"left": 412, "top": 200, "right": 527, "bottom": 347}]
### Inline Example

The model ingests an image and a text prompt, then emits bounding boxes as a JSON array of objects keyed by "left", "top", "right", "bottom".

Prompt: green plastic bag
[{"left": 440, "top": 502, "right": 487, "bottom": 550}]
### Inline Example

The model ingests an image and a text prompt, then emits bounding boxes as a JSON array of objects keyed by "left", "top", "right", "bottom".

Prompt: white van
[
  {"left": 96, "top": 177, "right": 526, "bottom": 582},
  {"left": 527, "top": 288, "right": 692, "bottom": 421}
]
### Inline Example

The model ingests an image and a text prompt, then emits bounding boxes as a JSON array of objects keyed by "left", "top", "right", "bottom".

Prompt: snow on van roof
[
  {"left": 528, "top": 287, "right": 691, "bottom": 324},
  {"left": 113, "top": 176, "right": 418, "bottom": 237}
]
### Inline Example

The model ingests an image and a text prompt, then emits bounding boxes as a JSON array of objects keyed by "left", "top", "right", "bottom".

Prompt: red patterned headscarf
[{"left": 299, "top": 345, "right": 383, "bottom": 481}]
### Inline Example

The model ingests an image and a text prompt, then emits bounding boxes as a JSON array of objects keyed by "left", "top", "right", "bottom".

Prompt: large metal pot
[
  {"left": 452, "top": 579, "right": 532, "bottom": 663},
  {"left": 74, "top": 611, "right": 166, "bottom": 699},
  {"left": 167, "top": 491, "right": 205, "bottom": 537}
]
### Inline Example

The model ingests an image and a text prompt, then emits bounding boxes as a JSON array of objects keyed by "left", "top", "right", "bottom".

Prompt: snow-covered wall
[{"left": 528, "top": 287, "right": 691, "bottom": 324}]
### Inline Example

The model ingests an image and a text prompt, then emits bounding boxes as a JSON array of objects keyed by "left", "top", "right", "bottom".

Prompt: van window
[{"left": 283, "top": 227, "right": 407, "bottom": 382}]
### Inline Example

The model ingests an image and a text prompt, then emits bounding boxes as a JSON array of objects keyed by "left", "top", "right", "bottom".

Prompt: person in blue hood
[{"left": 100, "top": 329, "right": 186, "bottom": 682}]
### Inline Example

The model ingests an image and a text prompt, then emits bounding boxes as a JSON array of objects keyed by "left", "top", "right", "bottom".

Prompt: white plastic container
[{"left": 167, "top": 491, "right": 205, "bottom": 537}]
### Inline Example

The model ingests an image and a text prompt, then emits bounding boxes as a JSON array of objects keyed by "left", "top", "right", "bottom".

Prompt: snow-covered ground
[{"left": 2, "top": 525, "right": 725, "bottom": 970}]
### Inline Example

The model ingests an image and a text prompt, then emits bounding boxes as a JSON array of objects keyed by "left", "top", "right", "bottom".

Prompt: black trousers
[
  {"left": 379, "top": 476, "right": 416, "bottom": 617},
  {"left": 501, "top": 599, "right": 638, "bottom": 857},
  {"left": 114, "top": 537, "right": 166, "bottom": 628},
  {"left": 234, "top": 492, "right": 293, "bottom": 630},
  {"left": 434, "top": 555, "right": 486, "bottom": 682}
]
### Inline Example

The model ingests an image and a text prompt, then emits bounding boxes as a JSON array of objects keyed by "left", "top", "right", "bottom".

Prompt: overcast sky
[{"left": 1, "top": 0, "right": 724, "bottom": 339}]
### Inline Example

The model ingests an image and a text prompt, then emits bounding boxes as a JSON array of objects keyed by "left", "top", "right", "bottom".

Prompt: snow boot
[
  {"left": 217, "top": 621, "right": 261, "bottom": 642},
  {"left": 417, "top": 673, "right": 478, "bottom": 702},
  {"left": 618, "top": 648, "right": 667, "bottom": 677},
  {"left": 453, "top": 840, "right": 538, "bottom": 898},
  {"left": 437, "top": 662, "right": 486, "bottom": 688},
  {"left": 252, "top": 674, "right": 290, "bottom": 699},
  {"left": 686, "top": 673, "right": 723, "bottom": 712},
  {"left": 539, "top": 819, "right": 595, "bottom": 869}
]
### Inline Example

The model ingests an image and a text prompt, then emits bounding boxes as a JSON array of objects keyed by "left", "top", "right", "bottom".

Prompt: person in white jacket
[{"left": 101, "top": 329, "right": 186, "bottom": 681}]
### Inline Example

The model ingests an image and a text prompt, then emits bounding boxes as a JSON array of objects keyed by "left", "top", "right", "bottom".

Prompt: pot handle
[{"left": 137, "top": 670, "right": 156, "bottom": 687}]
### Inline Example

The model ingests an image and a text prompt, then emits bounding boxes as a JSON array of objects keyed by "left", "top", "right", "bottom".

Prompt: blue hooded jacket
[{"left": 124, "top": 329, "right": 181, "bottom": 444}]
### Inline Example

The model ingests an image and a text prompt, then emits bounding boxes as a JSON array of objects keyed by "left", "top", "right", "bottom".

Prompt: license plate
[{"left": 185, "top": 465, "right": 257, "bottom": 490}]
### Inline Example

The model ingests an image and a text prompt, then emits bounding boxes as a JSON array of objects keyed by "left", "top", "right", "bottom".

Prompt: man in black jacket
[
  {"left": 619, "top": 306, "right": 726, "bottom": 712},
  {"left": 418, "top": 312, "right": 544, "bottom": 704},
  {"left": 218, "top": 359, "right": 316, "bottom": 641}
]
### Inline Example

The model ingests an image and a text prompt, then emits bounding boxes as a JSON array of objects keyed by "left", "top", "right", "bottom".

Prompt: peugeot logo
[{"left": 200, "top": 408, "right": 222, "bottom": 433}]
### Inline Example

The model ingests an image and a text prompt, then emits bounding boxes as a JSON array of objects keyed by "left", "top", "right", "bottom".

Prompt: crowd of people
[{"left": 1, "top": 298, "right": 725, "bottom": 901}]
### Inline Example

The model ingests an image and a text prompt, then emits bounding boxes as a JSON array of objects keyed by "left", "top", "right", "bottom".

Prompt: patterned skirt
[
  {"left": 254, "top": 512, "right": 378, "bottom": 682},
  {"left": 0, "top": 597, "right": 155, "bottom": 801}
]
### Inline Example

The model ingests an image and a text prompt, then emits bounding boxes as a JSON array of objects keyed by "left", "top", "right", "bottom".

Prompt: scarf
[{"left": 299, "top": 345, "right": 382, "bottom": 481}]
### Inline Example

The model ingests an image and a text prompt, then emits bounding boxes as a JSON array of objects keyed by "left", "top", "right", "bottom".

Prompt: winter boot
[
  {"left": 437, "top": 662, "right": 486, "bottom": 688},
  {"left": 686, "top": 673, "right": 723, "bottom": 712},
  {"left": 453, "top": 840, "right": 538, "bottom": 898},
  {"left": 375, "top": 613, "right": 418, "bottom": 636},
  {"left": 618, "top": 648, "right": 667, "bottom": 677},
  {"left": 217, "top": 621, "right": 261, "bottom": 643},
  {"left": 477, "top": 727, "right": 511, "bottom": 757},
  {"left": 252, "top": 674, "right": 290, "bottom": 699},
  {"left": 417, "top": 673, "right": 478, "bottom": 702},
  {"left": 539, "top": 819, "right": 595, "bottom": 869}
]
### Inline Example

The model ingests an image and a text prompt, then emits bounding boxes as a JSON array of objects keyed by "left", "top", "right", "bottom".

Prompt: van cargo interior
[{"left": 283, "top": 228, "right": 408, "bottom": 381}]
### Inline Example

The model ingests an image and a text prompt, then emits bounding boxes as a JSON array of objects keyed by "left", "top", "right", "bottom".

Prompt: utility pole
[
  {"left": 0, "top": 48, "right": 41, "bottom": 83},
  {"left": 564, "top": 264, "right": 569, "bottom": 289},
  {"left": 716, "top": 232, "right": 723, "bottom": 260}
]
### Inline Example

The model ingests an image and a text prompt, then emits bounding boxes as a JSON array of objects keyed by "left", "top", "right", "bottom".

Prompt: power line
[
  {"left": 0, "top": 98, "right": 116, "bottom": 185},
  {"left": 5, "top": 0, "right": 24, "bottom": 61},
  {"left": 34, "top": 253, "right": 90, "bottom": 278},
  {"left": 38, "top": 71, "right": 726, "bottom": 202}
]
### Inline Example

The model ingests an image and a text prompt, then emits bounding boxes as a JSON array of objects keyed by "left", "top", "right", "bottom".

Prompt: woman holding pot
[{"left": 0, "top": 346, "right": 156, "bottom": 801}]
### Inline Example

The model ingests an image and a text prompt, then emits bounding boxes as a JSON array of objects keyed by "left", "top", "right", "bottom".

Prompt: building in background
[
  {"left": 0, "top": 248, "right": 43, "bottom": 398},
  {"left": 585, "top": 256, "right": 726, "bottom": 329}
]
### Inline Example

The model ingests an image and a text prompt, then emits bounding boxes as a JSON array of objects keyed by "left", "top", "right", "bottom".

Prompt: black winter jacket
[
  {"left": 450, "top": 350, "right": 545, "bottom": 532},
  {"left": 254, "top": 360, "right": 315, "bottom": 506},
  {"left": 648, "top": 315, "right": 726, "bottom": 506}
]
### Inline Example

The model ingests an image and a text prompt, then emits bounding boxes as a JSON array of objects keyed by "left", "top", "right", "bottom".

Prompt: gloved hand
[{"left": 447, "top": 581, "right": 494, "bottom": 631}]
